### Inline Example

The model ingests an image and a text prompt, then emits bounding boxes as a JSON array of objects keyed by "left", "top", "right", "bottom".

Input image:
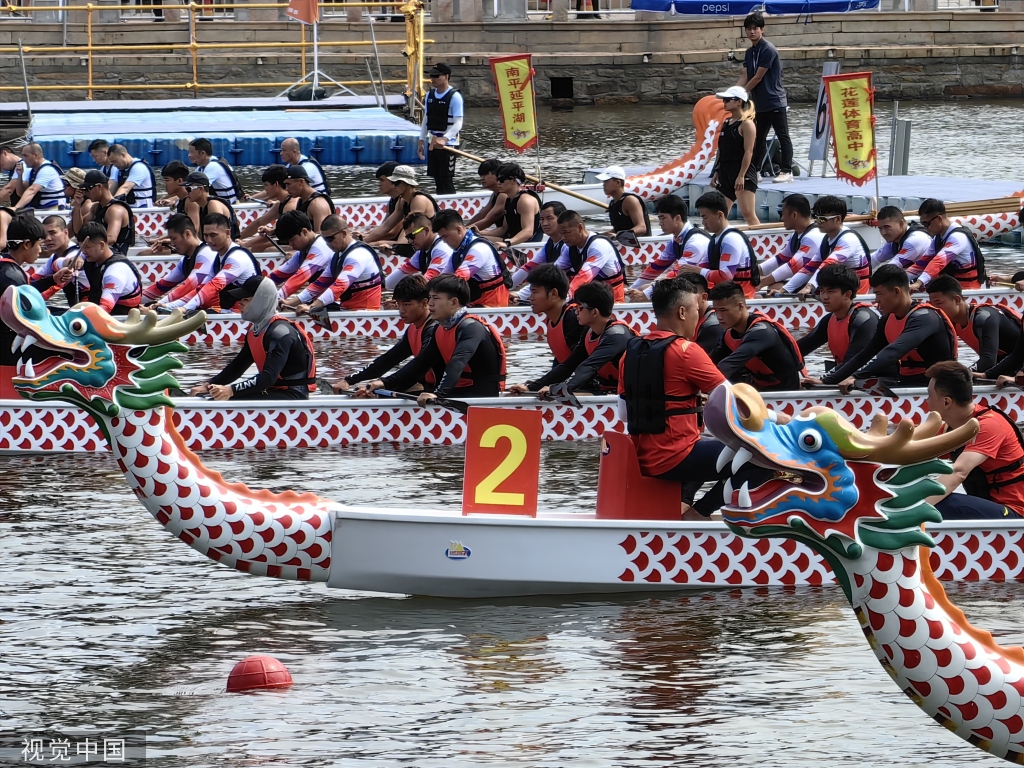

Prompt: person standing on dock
[
  {"left": 680, "top": 191, "right": 759, "bottom": 298},
  {"left": 778, "top": 195, "right": 871, "bottom": 296},
  {"left": 709, "top": 280, "right": 803, "bottom": 391},
  {"left": 926, "top": 274, "right": 1019, "bottom": 373},
  {"left": 709, "top": 87, "right": 760, "bottom": 226},
  {"left": 418, "top": 63, "right": 464, "bottom": 196},
  {"left": 826, "top": 264, "right": 957, "bottom": 391},
  {"left": 795, "top": 265, "right": 878, "bottom": 387},
  {"left": 758, "top": 193, "right": 824, "bottom": 295},
  {"left": 737, "top": 11, "right": 794, "bottom": 184},
  {"left": 597, "top": 165, "right": 652, "bottom": 239},
  {"left": 187, "top": 138, "right": 244, "bottom": 204},
  {"left": 870, "top": 205, "right": 933, "bottom": 272},
  {"left": 12, "top": 144, "right": 65, "bottom": 212},
  {"left": 108, "top": 144, "right": 157, "bottom": 209},
  {"left": 279, "top": 138, "right": 332, "bottom": 200},
  {"left": 908, "top": 198, "right": 986, "bottom": 291},
  {"left": 80, "top": 171, "right": 135, "bottom": 255},
  {"left": 627, "top": 195, "right": 709, "bottom": 302},
  {"left": 284, "top": 166, "right": 334, "bottom": 234}
]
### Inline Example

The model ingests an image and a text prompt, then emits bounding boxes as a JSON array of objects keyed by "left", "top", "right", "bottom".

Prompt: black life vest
[
  {"left": 199, "top": 198, "right": 241, "bottom": 241},
  {"left": 245, "top": 316, "right": 317, "bottom": 392},
  {"left": 297, "top": 191, "right": 332, "bottom": 219},
  {"left": 934, "top": 225, "right": 986, "bottom": 286},
  {"left": 820, "top": 228, "right": 872, "bottom": 282},
  {"left": 503, "top": 189, "right": 542, "bottom": 241},
  {"left": 400, "top": 190, "right": 439, "bottom": 219},
  {"left": 120, "top": 159, "right": 157, "bottom": 206},
  {"left": 608, "top": 192, "right": 652, "bottom": 237},
  {"left": 82, "top": 253, "right": 143, "bottom": 315},
  {"left": 213, "top": 244, "right": 261, "bottom": 276},
  {"left": 668, "top": 226, "right": 711, "bottom": 262},
  {"left": 566, "top": 234, "right": 625, "bottom": 288},
  {"left": 201, "top": 157, "right": 245, "bottom": 202},
  {"left": 541, "top": 238, "right": 563, "bottom": 263},
  {"left": 894, "top": 222, "right": 929, "bottom": 253},
  {"left": 299, "top": 155, "right": 332, "bottom": 199},
  {"left": 180, "top": 243, "right": 210, "bottom": 278},
  {"left": 951, "top": 405, "right": 1024, "bottom": 500},
  {"left": 417, "top": 238, "right": 444, "bottom": 274},
  {"left": 95, "top": 199, "right": 136, "bottom": 254},
  {"left": 425, "top": 87, "right": 461, "bottom": 137},
  {"left": 26, "top": 160, "right": 66, "bottom": 209},
  {"left": 789, "top": 223, "right": 819, "bottom": 255},
  {"left": 328, "top": 242, "right": 384, "bottom": 301},
  {"left": 451, "top": 233, "right": 513, "bottom": 302},
  {"left": 622, "top": 335, "right": 703, "bottom": 435},
  {"left": 708, "top": 228, "right": 760, "bottom": 286}
]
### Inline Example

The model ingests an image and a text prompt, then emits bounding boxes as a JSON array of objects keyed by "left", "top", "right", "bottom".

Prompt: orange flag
[{"left": 286, "top": 0, "right": 318, "bottom": 25}]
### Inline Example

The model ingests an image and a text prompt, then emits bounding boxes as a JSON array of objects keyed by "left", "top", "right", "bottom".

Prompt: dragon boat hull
[
  {"left": 3, "top": 386, "right": 1023, "bottom": 453},
  {"left": 328, "top": 511, "right": 1024, "bottom": 596}
]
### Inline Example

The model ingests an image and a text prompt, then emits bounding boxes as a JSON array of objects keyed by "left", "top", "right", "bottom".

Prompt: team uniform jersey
[
  {"left": 165, "top": 245, "right": 259, "bottom": 312},
  {"left": 554, "top": 236, "right": 625, "bottom": 301},
  {"left": 76, "top": 261, "right": 141, "bottom": 313},
  {"left": 30, "top": 246, "right": 80, "bottom": 301},
  {"left": 912, "top": 224, "right": 983, "bottom": 287},
  {"left": 511, "top": 238, "right": 563, "bottom": 302},
  {"left": 144, "top": 244, "right": 217, "bottom": 303},
  {"left": 21, "top": 163, "right": 65, "bottom": 209},
  {"left": 785, "top": 229, "right": 870, "bottom": 294},
  {"left": 700, "top": 230, "right": 756, "bottom": 296},
  {"left": 453, "top": 237, "right": 510, "bottom": 307},
  {"left": 268, "top": 236, "right": 335, "bottom": 299},
  {"left": 872, "top": 227, "right": 932, "bottom": 270},
  {"left": 960, "top": 405, "right": 1024, "bottom": 516},
  {"left": 630, "top": 223, "right": 711, "bottom": 298},
  {"left": 761, "top": 226, "right": 826, "bottom": 286},
  {"left": 385, "top": 237, "right": 455, "bottom": 289},
  {"left": 299, "top": 242, "right": 382, "bottom": 309},
  {"left": 196, "top": 157, "right": 238, "bottom": 204}
]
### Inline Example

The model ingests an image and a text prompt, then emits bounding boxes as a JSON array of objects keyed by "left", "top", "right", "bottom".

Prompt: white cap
[
  {"left": 595, "top": 165, "right": 627, "bottom": 182},
  {"left": 715, "top": 85, "right": 749, "bottom": 102}
]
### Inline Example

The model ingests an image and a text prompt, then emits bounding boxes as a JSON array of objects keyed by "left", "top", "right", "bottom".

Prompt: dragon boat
[{"left": 4, "top": 290, "right": 1024, "bottom": 765}]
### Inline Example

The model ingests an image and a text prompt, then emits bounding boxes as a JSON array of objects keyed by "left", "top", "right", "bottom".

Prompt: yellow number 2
[{"left": 474, "top": 424, "right": 527, "bottom": 506}]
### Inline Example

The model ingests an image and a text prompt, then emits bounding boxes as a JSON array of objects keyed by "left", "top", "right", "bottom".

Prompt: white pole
[{"left": 312, "top": 21, "right": 320, "bottom": 93}]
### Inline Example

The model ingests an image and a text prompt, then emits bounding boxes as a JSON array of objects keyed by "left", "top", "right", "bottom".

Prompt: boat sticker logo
[{"left": 445, "top": 541, "right": 471, "bottom": 560}]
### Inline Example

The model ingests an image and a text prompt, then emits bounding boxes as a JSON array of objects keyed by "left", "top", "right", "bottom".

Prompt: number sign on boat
[{"left": 462, "top": 407, "right": 542, "bottom": 517}]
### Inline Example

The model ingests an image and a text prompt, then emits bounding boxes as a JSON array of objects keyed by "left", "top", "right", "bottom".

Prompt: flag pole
[
  {"left": 312, "top": 19, "right": 320, "bottom": 93},
  {"left": 531, "top": 66, "right": 542, "bottom": 185}
]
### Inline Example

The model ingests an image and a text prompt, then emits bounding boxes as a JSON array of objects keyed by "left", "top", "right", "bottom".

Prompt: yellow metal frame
[{"left": 0, "top": 1, "right": 429, "bottom": 101}]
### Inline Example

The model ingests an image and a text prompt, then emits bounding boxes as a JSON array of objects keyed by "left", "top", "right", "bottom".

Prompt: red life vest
[
  {"left": 432, "top": 314, "right": 507, "bottom": 390},
  {"left": 956, "top": 302, "right": 1021, "bottom": 357},
  {"left": 245, "top": 316, "right": 317, "bottom": 392},
  {"left": 545, "top": 302, "right": 578, "bottom": 365},
  {"left": 826, "top": 303, "right": 873, "bottom": 367},
  {"left": 722, "top": 312, "right": 804, "bottom": 387},
  {"left": 584, "top": 319, "right": 635, "bottom": 391},
  {"left": 883, "top": 302, "right": 957, "bottom": 377},
  {"left": 406, "top": 319, "right": 436, "bottom": 386}
]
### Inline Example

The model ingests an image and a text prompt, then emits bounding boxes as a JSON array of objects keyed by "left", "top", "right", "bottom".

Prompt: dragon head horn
[
  {"left": 838, "top": 413, "right": 979, "bottom": 465},
  {"left": 100, "top": 308, "right": 207, "bottom": 346}
]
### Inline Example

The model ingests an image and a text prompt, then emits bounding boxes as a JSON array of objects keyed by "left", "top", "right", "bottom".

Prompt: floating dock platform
[{"left": 0, "top": 94, "right": 421, "bottom": 168}]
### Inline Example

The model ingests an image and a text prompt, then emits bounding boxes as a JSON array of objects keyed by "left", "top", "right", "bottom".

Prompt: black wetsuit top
[
  {"left": 345, "top": 320, "right": 438, "bottom": 386},
  {"left": 528, "top": 321, "right": 633, "bottom": 392},
  {"left": 962, "top": 305, "right": 1021, "bottom": 373},
  {"left": 210, "top": 319, "right": 312, "bottom": 399},
  {"left": 712, "top": 319, "right": 802, "bottom": 391},
  {"left": 0, "top": 258, "right": 28, "bottom": 370},
  {"left": 695, "top": 308, "right": 725, "bottom": 355},
  {"left": 798, "top": 305, "right": 879, "bottom": 372},
  {"left": 383, "top": 318, "right": 503, "bottom": 398}
]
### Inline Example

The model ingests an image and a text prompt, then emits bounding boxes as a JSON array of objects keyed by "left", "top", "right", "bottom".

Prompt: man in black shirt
[
  {"left": 927, "top": 274, "right": 1019, "bottom": 374},
  {"left": 737, "top": 11, "right": 793, "bottom": 184},
  {"left": 1, "top": 215, "right": 47, "bottom": 399}
]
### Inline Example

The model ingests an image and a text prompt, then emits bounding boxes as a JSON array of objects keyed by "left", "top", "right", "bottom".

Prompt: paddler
[
  {"left": 466, "top": 159, "right": 507, "bottom": 232},
  {"left": 284, "top": 166, "right": 333, "bottom": 233},
  {"left": 384, "top": 213, "right": 455, "bottom": 288},
  {"left": 190, "top": 276, "right": 316, "bottom": 401},
  {"left": 777, "top": 195, "right": 871, "bottom": 296},
  {"left": 75, "top": 222, "right": 144, "bottom": 315},
  {"left": 677, "top": 272, "right": 723, "bottom": 354},
  {"left": 0, "top": 215, "right": 47, "bottom": 398},
  {"left": 237, "top": 165, "right": 298, "bottom": 251},
  {"left": 480, "top": 162, "right": 542, "bottom": 246},
  {"left": 432, "top": 209, "right": 512, "bottom": 307},
  {"left": 335, "top": 274, "right": 437, "bottom": 394},
  {"left": 508, "top": 264, "right": 583, "bottom": 375},
  {"left": 266, "top": 211, "right": 335, "bottom": 300},
  {"left": 80, "top": 171, "right": 135, "bottom": 255},
  {"left": 758, "top": 193, "right": 825, "bottom": 295},
  {"left": 154, "top": 160, "right": 189, "bottom": 213},
  {"left": 926, "top": 274, "right": 1019, "bottom": 373},
  {"left": 510, "top": 281, "right": 634, "bottom": 396},
  {"left": 826, "top": 264, "right": 956, "bottom": 391},
  {"left": 508, "top": 201, "right": 566, "bottom": 304},
  {"left": 685, "top": 191, "right": 759, "bottom": 297},
  {"left": 908, "top": 198, "right": 986, "bottom": 291},
  {"left": 282, "top": 214, "right": 384, "bottom": 313},
  {"left": 108, "top": 144, "right": 156, "bottom": 209},
  {"left": 87, "top": 139, "right": 118, "bottom": 190},
  {"left": 183, "top": 172, "right": 239, "bottom": 240},
  {"left": 11, "top": 143, "right": 65, "bottom": 212},
  {"left": 627, "top": 195, "right": 709, "bottom": 302},
  {"left": 555, "top": 210, "right": 627, "bottom": 302},
  {"left": 361, "top": 165, "right": 438, "bottom": 247},
  {"left": 187, "top": 138, "right": 244, "bottom": 204},
  {"left": 356, "top": 162, "right": 402, "bottom": 244},
  {"left": 870, "top": 205, "right": 933, "bottom": 271},
  {"left": 280, "top": 138, "right": 331, "bottom": 198},
  {"left": 925, "top": 361, "right": 1023, "bottom": 519},
  {"left": 33, "top": 215, "right": 82, "bottom": 304},
  {"left": 368, "top": 275, "right": 507, "bottom": 403},
  {"left": 618, "top": 277, "right": 779, "bottom": 519},
  {"left": 709, "top": 280, "right": 804, "bottom": 391},
  {"left": 141, "top": 213, "right": 217, "bottom": 309},
  {"left": 596, "top": 165, "right": 652, "bottom": 238},
  {"left": 796, "top": 264, "right": 879, "bottom": 386}
]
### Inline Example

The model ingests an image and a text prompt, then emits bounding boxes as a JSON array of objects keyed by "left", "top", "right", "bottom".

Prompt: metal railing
[{"left": 0, "top": 0, "right": 428, "bottom": 102}]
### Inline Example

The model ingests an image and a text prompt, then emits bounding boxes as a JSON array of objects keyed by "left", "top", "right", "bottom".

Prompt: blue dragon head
[
  {"left": 704, "top": 383, "right": 978, "bottom": 596},
  {"left": 0, "top": 285, "right": 205, "bottom": 423}
]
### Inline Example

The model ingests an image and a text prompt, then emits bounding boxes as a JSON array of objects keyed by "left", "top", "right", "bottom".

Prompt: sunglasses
[
  {"left": 576, "top": 303, "right": 594, "bottom": 311},
  {"left": 920, "top": 215, "right": 940, "bottom": 226},
  {"left": 814, "top": 215, "right": 839, "bottom": 223},
  {"left": 322, "top": 231, "right": 345, "bottom": 242},
  {"left": 406, "top": 225, "right": 427, "bottom": 237}
]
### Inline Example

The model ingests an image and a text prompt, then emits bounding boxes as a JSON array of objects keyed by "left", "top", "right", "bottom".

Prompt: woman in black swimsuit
[{"left": 710, "top": 85, "right": 760, "bottom": 226}]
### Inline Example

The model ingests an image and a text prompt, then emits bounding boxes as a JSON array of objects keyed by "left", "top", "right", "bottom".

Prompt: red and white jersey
[
  {"left": 270, "top": 236, "right": 335, "bottom": 299},
  {"left": 385, "top": 237, "right": 455, "bottom": 289},
  {"left": 300, "top": 244, "right": 381, "bottom": 306},
  {"left": 872, "top": 228, "right": 932, "bottom": 271},
  {"left": 149, "top": 244, "right": 218, "bottom": 303},
  {"left": 631, "top": 223, "right": 710, "bottom": 295},
  {"left": 554, "top": 236, "right": 622, "bottom": 295},
  {"left": 762, "top": 226, "right": 826, "bottom": 285},
  {"left": 789, "top": 229, "right": 870, "bottom": 292},
  {"left": 455, "top": 239, "right": 505, "bottom": 283},
  {"left": 166, "top": 244, "right": 259, "bottom": 312}
]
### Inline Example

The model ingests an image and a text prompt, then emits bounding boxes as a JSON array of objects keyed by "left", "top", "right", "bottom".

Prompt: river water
[{"left": 3, "top": 100, "right": 1024, "bottom": 767}]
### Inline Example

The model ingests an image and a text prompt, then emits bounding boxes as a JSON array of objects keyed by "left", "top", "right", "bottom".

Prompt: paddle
[
  {"left": 544, "top": 382, "right": 583, "bottom": 408},
  {"left": 801, "top": 379, "right": 898, "bottom": 397},
  {"left": 308, "top": 306, "right": 332, "bottom": 328},
  {"left": 262, "top": 232, "right": 290, "bottom": 258},
  {"left": 373, "top": 388, "right": 469, "bottom": 414}
]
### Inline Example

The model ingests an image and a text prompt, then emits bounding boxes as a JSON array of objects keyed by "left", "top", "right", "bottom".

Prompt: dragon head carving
[
  {"left": 0, "top": 285, "right": 205, "bottom": 421},
  {"left": 704, "top": 383, "right": 979, "bottom": 597}
]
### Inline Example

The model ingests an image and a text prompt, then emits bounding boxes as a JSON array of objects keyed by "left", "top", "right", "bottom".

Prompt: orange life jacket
[
  {"left": 245, "top": 316, "right": 317, "bottom": 392},
  {"left": 722, "top": 311, "right": 804, "bottom": 387},
  {"left": 584, "top": 319, "right": 636, "bottom": 391},
  {"left": 883, "top": 302, "right": 957, "bottom": 377},
  {"left": 432, "top": 314, "right": 507, "bottom": 390},
  {"left": 545, "top": 302, "right": 578, "bottom": 366},
  {"left": 826, "top": 303, "right": 873, "bottom": 367}
]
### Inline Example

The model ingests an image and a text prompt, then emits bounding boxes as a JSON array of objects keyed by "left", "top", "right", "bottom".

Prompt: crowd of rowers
[{"left": 2, "top": 143, "right": 1023, "bottom": 522}]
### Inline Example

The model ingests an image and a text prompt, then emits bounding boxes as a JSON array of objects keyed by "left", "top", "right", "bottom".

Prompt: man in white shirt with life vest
[
  {"left": 676, "top": 191, "right": 759, "bottom": 297},
  {"left": 191, "top": 277, "right": 316, "bottom": 401},
  {"left": 187, "top": 138, "right": 243, "bottom": 204},
  {"left": 418, "top": 62, "right": 464, "bottom": 195},
  {"left": 385, "top": 213, "right": 455, "bottom": 288},
  {"left": 627, "top": 195, "right": 709, "bottom": 302},
  {"left": 108, "top": 144, "right": 156, "bottom": 209},
  {"left": 266, "top": 211, "right": 335, "bottom": 300},
  {"left": 433, "top": 209, "right": 511, "bottom": 307},
  {"left": 758, "top": 193, "right": 825, "bottom": 294},
  {"left": 12, "top": 143, "right": 65, "bottom": 212},
  {"left": 75, "top": 222, "right": 144, "bottom": 315},
  {"left": 908, "top": 197, "right": 986, "bottom": 292},
  {"left": 279, "top": 137, "right": 331, "bottom": 198},
  {"left": 555, "top": 210, "right": 627, "bottom": 302},
  {"left": 142, "top": 213, "right": 218, "bottom": 309},
  {"left": 871, "top": 205, "right": 933, "bottom": 271},
  {"left": 778, "top": 195, "right": 870, "bottom": 296}
]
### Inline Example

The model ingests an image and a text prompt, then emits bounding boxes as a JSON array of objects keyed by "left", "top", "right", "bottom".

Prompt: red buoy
[{"left": 226, "top": 654, "right": 293, "bottom": 693}]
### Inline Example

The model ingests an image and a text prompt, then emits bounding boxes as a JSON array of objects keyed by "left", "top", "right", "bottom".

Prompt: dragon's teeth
[
  {"left": 723, "top": 477, "right": 734, "bottom": 503},
  {"left": 24, "top": 358, "right": 35, "bottom": 379},
  {"left": 716, "top": 446, "right": 736, "bottom": 473},
  {"left": 16, "top": 358, "right": 23, "bottom": 376},
  {"left": 739, "top": 482, "right": 752, "bottom": 508},
  {"left": 23, "top": 334, "right": 37, "bottom": 351},
  {"left": 732, "top": 446, "right": 753, "bottom": 475},
  {"left": 11, "top": 336, "right": 21, "bottom": 354}
]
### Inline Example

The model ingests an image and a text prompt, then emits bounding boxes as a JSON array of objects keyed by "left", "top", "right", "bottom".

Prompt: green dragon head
[
  {"left": 0, "top": 285, "right": 206, "bottom": 423},
  {"left": 704, "top": 383, "right": 979, "bottom": 598}
]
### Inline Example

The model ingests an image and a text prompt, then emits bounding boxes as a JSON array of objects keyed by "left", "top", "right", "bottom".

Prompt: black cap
[
  {"left": 223, "top": 276, "right": 265, "bottom": 304},
  {"left": 428, "top": 63, "right": 452, "bottom": 77},
  {"left": 81, "top": 169, "right": 109, "bottom": 190},
  {"left": 184, "top": 171, "right": 210, "bottom": 187},
  {"left": 285, "top": 165, "right": 310, "bottom": 180}
]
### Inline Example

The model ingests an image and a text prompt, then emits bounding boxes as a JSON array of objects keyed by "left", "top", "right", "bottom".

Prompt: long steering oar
[
  {"left": 444, "top": 147, "right": 609, "bottom": 211},
  {"left": 373, "top": 388, "right": 469, "bottom": 415}
]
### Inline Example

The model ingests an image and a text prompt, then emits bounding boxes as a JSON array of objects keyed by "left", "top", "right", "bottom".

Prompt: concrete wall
[{"left": 1, "top": 12, "right": 1022, "bottom": 104}]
